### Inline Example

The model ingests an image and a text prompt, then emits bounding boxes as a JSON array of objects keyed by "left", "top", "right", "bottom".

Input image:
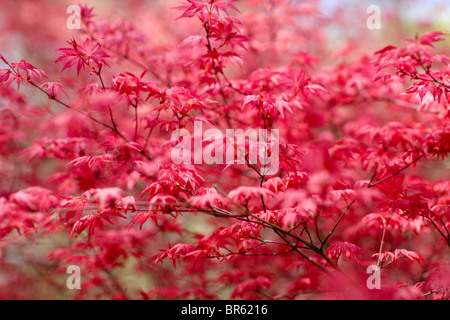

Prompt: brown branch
[
  {"left": 320, "top": 201, "right": 356, "bottom": 250},
  {"left": 368, "top": 153, "right": 425, "bottom": 188}
]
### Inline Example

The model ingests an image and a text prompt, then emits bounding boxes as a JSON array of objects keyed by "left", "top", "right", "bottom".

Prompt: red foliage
[{"left": 0, "top": 0, "right": 449, "bottom": 300}]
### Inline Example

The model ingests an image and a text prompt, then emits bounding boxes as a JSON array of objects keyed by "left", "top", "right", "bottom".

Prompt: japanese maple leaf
[
  {"left": 372, "top": 249, "right": 426, "bottom": 266},
  {"left": 419, "top": 31, "right": 447, "bottom": 48},
  {"left": 82, "top": 188, "right": 123, "bottom": 210},
  {"left": 172, "top": 0, "right": 206, "bottom": 19},
  {"left": 9, "top": 187, "right": 58, "bottom": 211},
  {"left": 41, "top": 82, "right": 67, "bottom": 99},
  {"left": 10, "top": 59, "right": 48, "bottom": 83},
  {"left": 173, "top": 0, "right": 239, "bottom": 19},
  {"left": 80, "top": 5, "right": 96, "bottom": 21},
  {"left": 326, "top": 242, "right": 362, "bottom": 262},
  {"left": 56, "top": 38, "right": 110, "bottom": 75}
]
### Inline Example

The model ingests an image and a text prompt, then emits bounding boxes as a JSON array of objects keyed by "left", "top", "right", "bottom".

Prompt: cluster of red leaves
[{"left": 0, "top": 0, "right": 449, "bottom": 300}]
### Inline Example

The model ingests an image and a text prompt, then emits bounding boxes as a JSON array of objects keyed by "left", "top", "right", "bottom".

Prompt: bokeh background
[{"left": 0, "top": 0, "right": 449, "bottom": 299}]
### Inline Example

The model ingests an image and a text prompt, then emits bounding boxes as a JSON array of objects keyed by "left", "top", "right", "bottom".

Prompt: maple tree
[{"left": 0, "top": 0, "right": 449, "bottom": 300}]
